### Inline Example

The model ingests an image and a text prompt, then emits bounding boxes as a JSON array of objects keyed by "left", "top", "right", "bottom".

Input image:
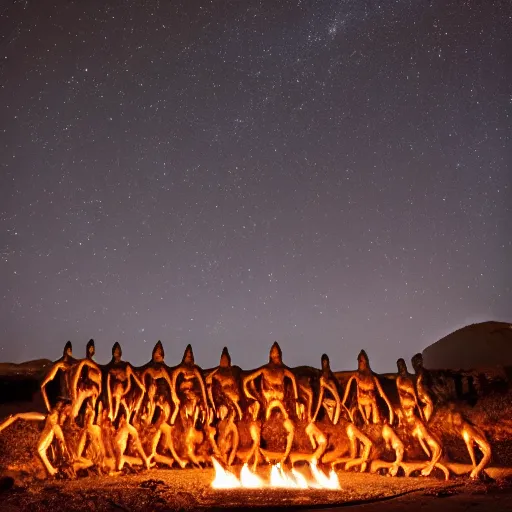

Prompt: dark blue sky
[{"left": 1, "top": 0, "right": 510, "bottom": 372}]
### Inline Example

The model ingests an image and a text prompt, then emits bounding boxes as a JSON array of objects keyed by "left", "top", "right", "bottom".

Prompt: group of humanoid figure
[{"left": 0, "top": 339, "right": 492, "bottom": 480}]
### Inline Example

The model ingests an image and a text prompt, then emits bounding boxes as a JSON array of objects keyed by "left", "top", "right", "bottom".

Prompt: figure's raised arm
[
  {"left": 205, "top": 369, "right": 219, "bottom": 410},
  {"left": 70, "top": 360, "right": 85, "bottom": 400},
  {"left": 170, "top": 367, "right": 183, "bottom": 405},
  {"left": 128, "top": 366, "right": 146, "bottom": 394},
  {"left": 41, "top": 363, "right": 65, "bottom": 412},
  {"left": 341, "top": 375, "right": 356, "bottom": 409},
  {"left": 312, "top": 383, "right": 325, "bottom": 423},
  {"left": 194, "top": 367, "right": 209, "bottom": 409},
  {"left": 375, "top": 375, "right": 394, "bottom": 425},
  {"left": 284, "top": 368, "right": 299, "bottom": 400},
  {"left": 242, "top": 369, "right": 262, "bottom": 401},
  {"left": 327, "top": 380, "right": 343, "bottom": 425},
  {"left": 107, "top": 373, "right": 113, "bottom": 420},
  {"left": 299, "top": 382, "right": 314, "bottom": 422}
]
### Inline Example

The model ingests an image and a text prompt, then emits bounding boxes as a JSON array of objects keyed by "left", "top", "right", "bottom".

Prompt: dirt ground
[{"left": 0, "top": 466, "right": 511, "bottom": 512}]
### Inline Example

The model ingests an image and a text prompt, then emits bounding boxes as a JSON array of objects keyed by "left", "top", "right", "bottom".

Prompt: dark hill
[{"left": 422, "top": 321, "right": 512, "bottom": 370}]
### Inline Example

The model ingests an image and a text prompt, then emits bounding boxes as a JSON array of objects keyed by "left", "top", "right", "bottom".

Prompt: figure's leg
[
  {"left": 185, "top": 427, "right": 202, "bottom": 467},
  {"left": 345, "top": 424, "right": 372, "bottom": 472},
  {"left": 133, "top": 436, "right": 151, "bottom": 469},
  {"left": 382, "top": 424, "right": 404, "bottom": 477},
  {"left": 227, "top": 437, "right": 237, "bottom": 466},
  {"left": 421, "top": 435, "right": 442, "bottom": 477},
  {"left": 282, "top": 417, "right": 295, "bottom": 464},
  {"left": 307, "top": 424, "right": 327, "bottom": 462},
  {"left": 114, "top": 434, "right": 127, "bottom": 471},
  {"left": 470, "top": 438, "right": 491, "bottom": 479},
  {"left": 73, "top": 456, "right": 94, "bottom": 472},
  {"left": 419, "top": 436, "right": 431, "bottom": 458},
  {"left": 150, "top": 429, "right": 162, "bottom": 461},
  {"left": 154, "top": 453, "right": 175, "bottom": 467},
  {"left": 162, "top": 424, "right": 186, "bottom": 468},
  {"left": 37, "top": 429, "right": 57, "bottom": 476},
  {"left": 464, "top": 437, "right": 477, "bottom": 467},
  {"left": 251, "top": 446, "right": 261, "bottom": 473},
  {"left": 53, "top": 424, "right": 72, "bottom": 463}
]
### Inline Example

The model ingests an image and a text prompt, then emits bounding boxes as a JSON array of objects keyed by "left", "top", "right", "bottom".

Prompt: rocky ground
[{"left": 1, "top": 465, "right": 511, "bottom": 512}]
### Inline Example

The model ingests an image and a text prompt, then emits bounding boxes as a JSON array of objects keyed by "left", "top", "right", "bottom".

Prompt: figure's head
[
  {"left": 218, "top": 405, "right": 229, "bottom": 420},
  {"left": 182, "top": 344, "right": 194, "bottom": 365},
  {"left": 112, "top": 342, "right": 122, "bottom": 361},
  {"left": 86, "top": 339, "right": 95, "bottom": 359},
  {"left": 269, "top": 341, "right": 282, "bottom": 364},
  {"left": 411, "top": 353, "right": 423, "bottom": 373},
  {"left": 357, "top": 350, "right": 370, "bottom": 371},
  {"left": 220, "top": 347, "right": 231, "bottom": 367},
  {"left": 397, "top": 358, "right": 407, "bottom": 375},
  {"left": 152, "top": 340, "right": 164, "bottom": 363},
  {"left": 157, "top": 394, "right": 166, "bottom": 405},
  {"left": 321, "top": 353, "right": 330, "bottom": 371},
  {"left": 63, "top": 341, "right": 73, "bottom": 358}
]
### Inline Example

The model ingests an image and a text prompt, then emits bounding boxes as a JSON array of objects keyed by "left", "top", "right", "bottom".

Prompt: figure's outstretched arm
[
  {"left": 0, "top": 412, "right": 46, "bottom": 433},
  {"left": 375, "top": 376, "right": 394, "bottom": 425}
]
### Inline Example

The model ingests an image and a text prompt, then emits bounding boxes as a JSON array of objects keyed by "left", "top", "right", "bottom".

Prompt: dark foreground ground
[{"left": 0, "top": 467, "right": 511, "bottom": 512}]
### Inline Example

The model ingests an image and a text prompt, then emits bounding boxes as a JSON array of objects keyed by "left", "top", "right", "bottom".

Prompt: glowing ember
[{"left": 211, "top": 458, "right": 341, "bottom": 490}]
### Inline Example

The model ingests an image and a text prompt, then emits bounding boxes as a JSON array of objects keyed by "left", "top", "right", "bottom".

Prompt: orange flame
[{"left": 211, "top": 458, "right": 341, "bottom": 490}]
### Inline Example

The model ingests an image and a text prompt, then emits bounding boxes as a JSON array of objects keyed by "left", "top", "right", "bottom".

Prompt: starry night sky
[{"left": 1, "top": 0, "right": 511, "bottom": 372}]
